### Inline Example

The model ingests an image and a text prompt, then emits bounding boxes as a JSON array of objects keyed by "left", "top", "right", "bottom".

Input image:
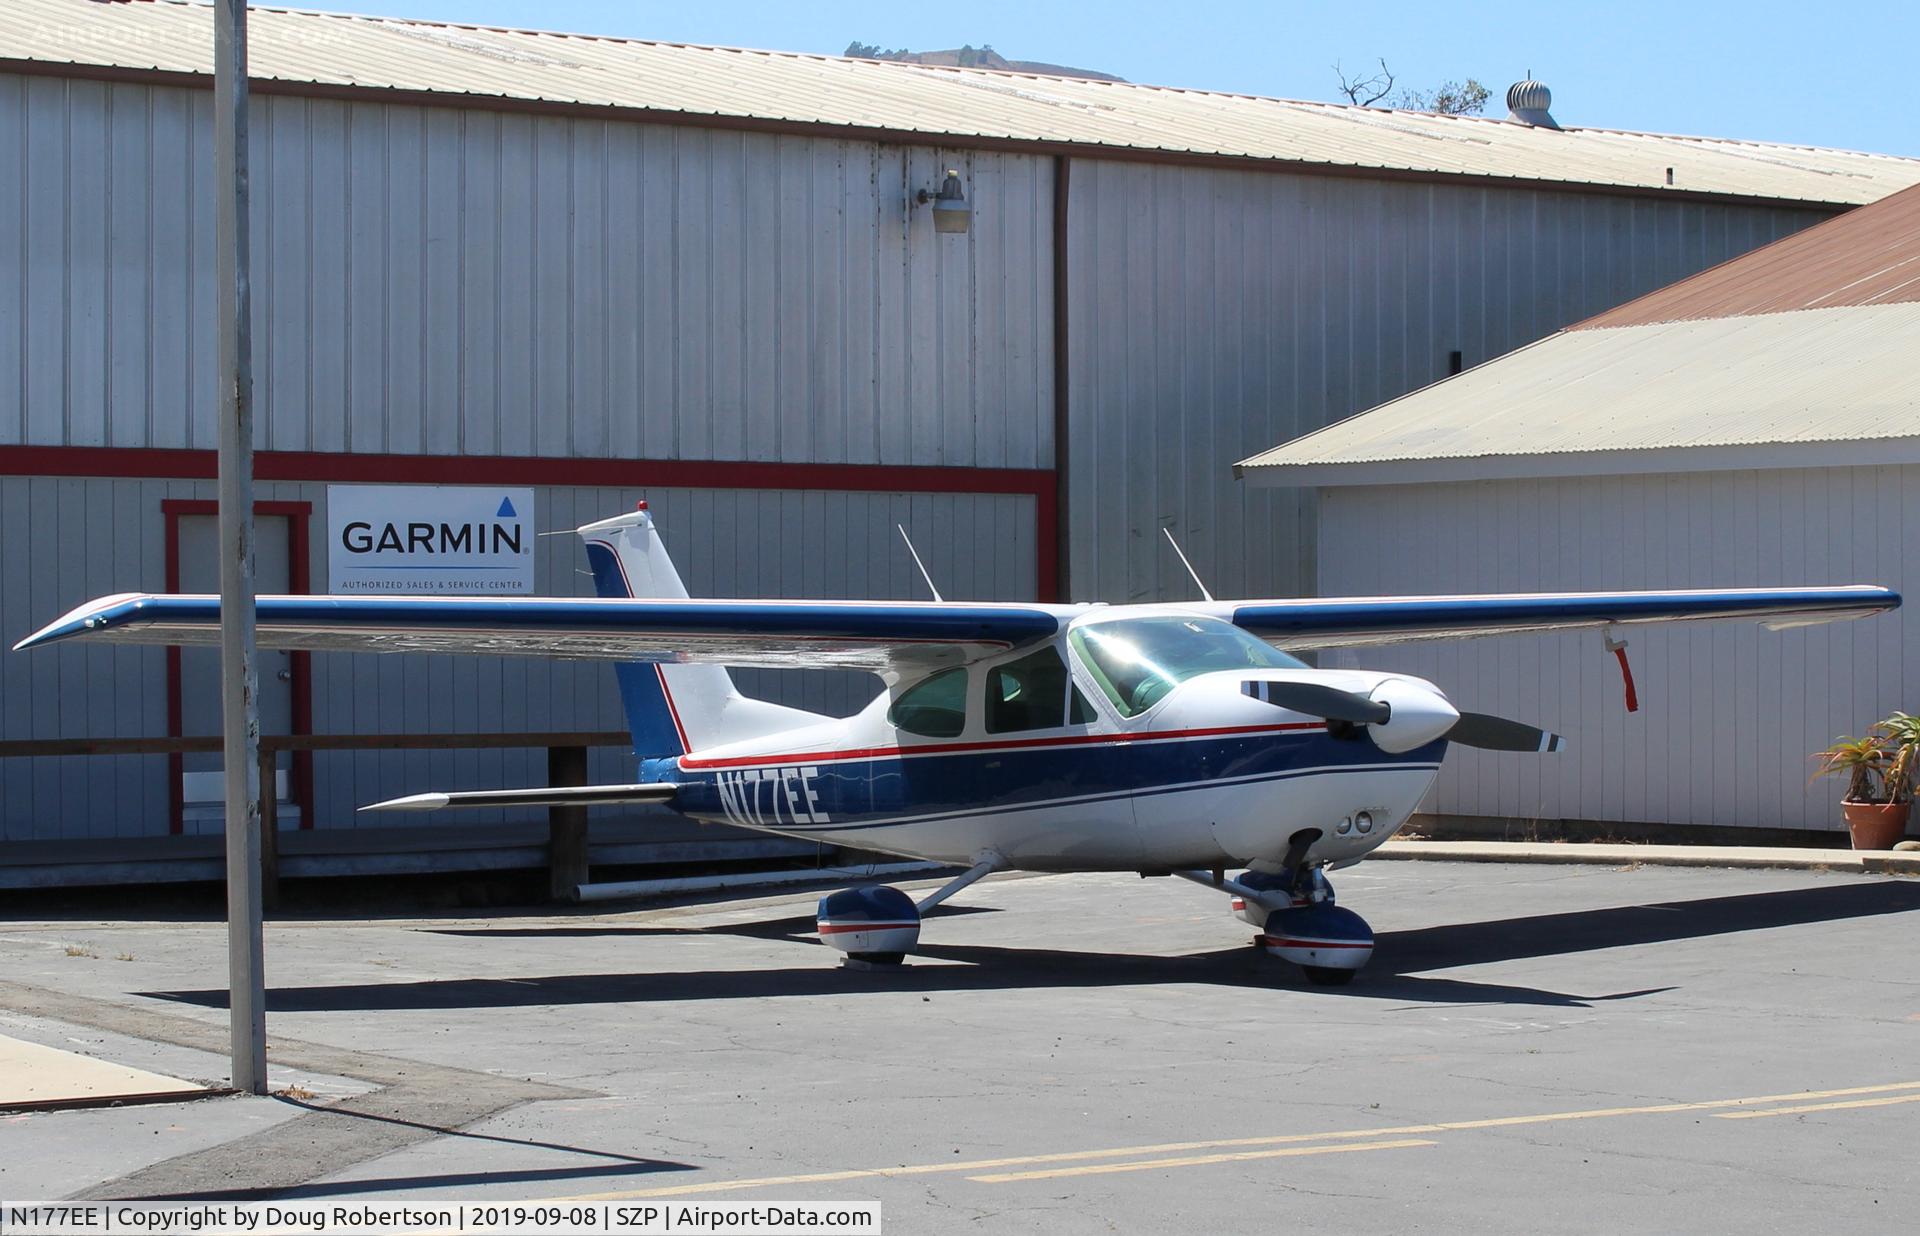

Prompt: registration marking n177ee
[{"left": 716, "top": 766, "right": 828, "bottom": 827}]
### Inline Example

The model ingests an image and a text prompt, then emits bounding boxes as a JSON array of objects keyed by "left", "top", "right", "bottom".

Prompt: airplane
[{"left": 15, "top": 504, "right": 1899, "bottom": 984}]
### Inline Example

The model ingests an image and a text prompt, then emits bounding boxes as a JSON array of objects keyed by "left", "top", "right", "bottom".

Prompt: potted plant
[{"left": 1812, "top": 719, "right": 1914, "bottom": 850}]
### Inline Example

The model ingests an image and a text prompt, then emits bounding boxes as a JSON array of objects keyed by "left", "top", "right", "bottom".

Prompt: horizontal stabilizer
[{"left": 360, "top": 783, "right": 678, "bottom": 813}]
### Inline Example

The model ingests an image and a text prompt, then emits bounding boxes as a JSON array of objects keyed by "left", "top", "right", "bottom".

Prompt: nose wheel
[
  {"left": 1177, "top": 834, "right": 1379, "bottom": 985},
  {"left": 1222, "top": 830, "right": 1377, "bottom": 984},
  {"left": 1256, "top": 872, "right": 1376, "bottom": 983}
]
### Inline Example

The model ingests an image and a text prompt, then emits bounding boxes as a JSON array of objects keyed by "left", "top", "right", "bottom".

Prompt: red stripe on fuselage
[{"left": 678, "top": 721, "right": 1328, "bottom": 771}]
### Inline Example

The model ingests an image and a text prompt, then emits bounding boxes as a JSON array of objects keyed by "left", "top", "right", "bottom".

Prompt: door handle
[{"left": 277, "top": 669, "right": 292, "bottom": 682}]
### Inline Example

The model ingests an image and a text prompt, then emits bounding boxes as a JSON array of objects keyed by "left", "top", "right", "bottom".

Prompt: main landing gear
[
  {"left": 815, "top": 855, "right": 1003, "bottom": 968},
  {"left": 1177, "top": 829, "right": 1376, "bottom": 986}
]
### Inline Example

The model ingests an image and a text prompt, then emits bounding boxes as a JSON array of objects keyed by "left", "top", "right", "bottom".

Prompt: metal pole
[{"left": 214, "top": 0, "right": 266, "bottom": 1095}]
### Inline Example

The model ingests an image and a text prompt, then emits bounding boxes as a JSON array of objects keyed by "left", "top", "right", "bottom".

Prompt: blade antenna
[
  {"left": 897, "top": 525, "right": 944, "bottom": 603},
  {"left": 1161, "top": 527, "right": 1214, "bottom": 602}
]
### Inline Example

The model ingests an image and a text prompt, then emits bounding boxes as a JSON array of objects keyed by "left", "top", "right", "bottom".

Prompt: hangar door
[{"left": 176, "top": 513, "right": 299, "bottom": 832}]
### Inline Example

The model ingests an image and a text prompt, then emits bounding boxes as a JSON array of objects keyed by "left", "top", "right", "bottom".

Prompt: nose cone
[{"left": 1368, "top": 679, "right": 1459, "bottom": 754}]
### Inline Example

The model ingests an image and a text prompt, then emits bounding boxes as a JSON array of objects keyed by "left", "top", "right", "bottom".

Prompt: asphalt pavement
[{"left": 1, "top": 860, "right": 1916, "bottom": 1233}]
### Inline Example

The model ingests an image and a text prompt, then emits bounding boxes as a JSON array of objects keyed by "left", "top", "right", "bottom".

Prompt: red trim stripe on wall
[
  {"left": 159, "top": 499, "right": 318, "bottom": 835},
  {"left": 4, "top": 445, "right": 1062, "bottom": 600}
]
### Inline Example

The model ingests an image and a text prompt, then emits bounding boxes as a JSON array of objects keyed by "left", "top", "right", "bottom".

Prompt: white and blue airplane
[{"left": 16, "top": 505, "right": 1898, "bottom": 983}]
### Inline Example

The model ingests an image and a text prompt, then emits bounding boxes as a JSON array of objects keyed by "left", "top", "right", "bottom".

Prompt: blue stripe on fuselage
[{"left": 668, "top": 730, "right": 1444, "bottom": 834}]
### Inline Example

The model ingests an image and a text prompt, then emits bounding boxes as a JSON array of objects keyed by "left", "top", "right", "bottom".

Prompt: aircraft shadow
[
  {"left": 422, "top": 905, "right": 995, "bottom": 942},
  {"left": 142, "top": 880, "right": 1920, "bottom": 1016},
  {"left": 147, "top": 945, "right": 1589, "bottom": 1010},
  {"left": 1374, "top": 878, "right": 1920, "bottom": 975}
]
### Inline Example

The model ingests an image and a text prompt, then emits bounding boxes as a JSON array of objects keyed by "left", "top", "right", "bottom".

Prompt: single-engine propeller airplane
[{"left": 16, "top": 505, "right": 1899, "bottom": 983}]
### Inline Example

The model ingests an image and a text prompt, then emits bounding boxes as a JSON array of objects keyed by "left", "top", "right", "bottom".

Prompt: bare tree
[
  {"left": 1333, "top": 58, "right": 1396, "bottom": 107},
  {"left": 1334, "top": 60, "right": 1492, "bottom": 116}
]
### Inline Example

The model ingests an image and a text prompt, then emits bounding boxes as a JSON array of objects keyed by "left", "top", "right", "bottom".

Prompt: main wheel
[
  {"left": 816, "top": 886, "right": 921, "bottom": 965},
  {"left": 1303, "top": 965, "right": 1357, "bottom": 987}
]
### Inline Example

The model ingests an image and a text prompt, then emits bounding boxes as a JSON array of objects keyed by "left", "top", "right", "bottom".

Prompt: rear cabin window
[
  {"left": 888, "top": 667, "right": 969, "bottom": 738},
  {"left": 985, "top": 647, "right": 1075, "bottom": 733}
]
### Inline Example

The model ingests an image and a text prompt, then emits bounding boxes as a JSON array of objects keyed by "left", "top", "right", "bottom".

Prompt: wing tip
[
  {"left": 359, "top": 793, "right": 453, "bottom": 812},
  {"left": 13, "top": 594, "right": 149, "bottom": 651}
]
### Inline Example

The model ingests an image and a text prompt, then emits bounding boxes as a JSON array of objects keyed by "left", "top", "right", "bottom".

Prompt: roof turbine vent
[{"left": 1506, "top": 76, "right": 1560, "bottom": 129}]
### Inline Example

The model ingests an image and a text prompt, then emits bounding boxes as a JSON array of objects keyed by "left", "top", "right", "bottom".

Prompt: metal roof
[
  {"left": 1578, "top": 182, "right": 1920, "bottom": 327},
  {"left": 6, "top": 0, "right": 1920, "bottom": 207},
  {"left": 1237, "top": 302, "right": 1920, "bottom": 485}
]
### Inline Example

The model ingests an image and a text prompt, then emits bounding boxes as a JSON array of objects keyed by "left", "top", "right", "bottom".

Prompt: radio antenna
[
  {"left": 897, "top": 525, "right": 944, "bottom": 602},
  {"left": 1161, "top": 527, "right": 1214, "bottom": 601}
]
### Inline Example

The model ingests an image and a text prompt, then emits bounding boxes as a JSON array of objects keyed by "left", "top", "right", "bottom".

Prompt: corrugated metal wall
[
  {"left": 1315, "top": 467, "right": 1917, "bottom": 833},
  {"left": 1065, "top": 160, "right": 1833, "bottom": 604},
  {"left": 0, "top": 480, "right": 1037, "bottom": 842},
  {"left": 0, "top": 73, "right": 1055, "bottom": 469},
  {"left": 0, "top": 68, "right": 1868, "bottom": 850}
]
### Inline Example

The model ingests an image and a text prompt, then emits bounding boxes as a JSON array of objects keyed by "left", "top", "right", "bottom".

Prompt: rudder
[{"left": 577, "top": 504, "right": 826, "bottom": 762}]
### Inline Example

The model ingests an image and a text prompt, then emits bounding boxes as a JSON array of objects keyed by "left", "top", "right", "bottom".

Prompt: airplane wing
[
  {"left": 12, "top": 593, "right": 1066, "bottom": 674},
  {"left": 1204, "top": 586, "right": 1898, "bottom": 651}
]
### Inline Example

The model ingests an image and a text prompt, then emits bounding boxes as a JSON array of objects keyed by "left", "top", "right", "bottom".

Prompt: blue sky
[{"left": 286, "top": 0, "right": 1920, "bottom": 158}]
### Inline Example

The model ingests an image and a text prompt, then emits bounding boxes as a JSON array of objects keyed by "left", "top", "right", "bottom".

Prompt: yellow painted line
[
  {"left": 967, "top": 1138, "right": 1436, "bottom": 1183},
  {"left": 1714, "top": 1093, "right": 1920, "bottom": 1120},
  {"left": 565, "top": 1079, "right": 1920, "bottom": 1201}
]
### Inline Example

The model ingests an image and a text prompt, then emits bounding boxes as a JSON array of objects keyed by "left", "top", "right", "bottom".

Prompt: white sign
[{"left": 327, "top": 485, "right": 535, "bottom": 594}]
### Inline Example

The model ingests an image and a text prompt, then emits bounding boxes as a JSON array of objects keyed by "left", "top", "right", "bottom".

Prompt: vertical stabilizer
[{"left": 577, "top": 505, "right": 826, "bottom": 761}]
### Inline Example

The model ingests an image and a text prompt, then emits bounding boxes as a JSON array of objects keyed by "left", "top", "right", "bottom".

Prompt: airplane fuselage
[{"left": 663, "top": 651, "right": 1448, "bottom": 870}]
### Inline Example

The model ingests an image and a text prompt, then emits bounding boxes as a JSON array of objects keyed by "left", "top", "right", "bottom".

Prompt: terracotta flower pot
[{"left": 1841, "top": 800, "right": 1911, "bottom": 851}]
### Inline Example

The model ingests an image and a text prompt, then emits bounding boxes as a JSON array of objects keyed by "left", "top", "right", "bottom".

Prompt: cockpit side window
[
  {"left": 1069, "top": 683, "right": 1098, "bottom": 725},
  {"left": 888, "top": 667, "right": 969, "bottom": 738},
  {"left": 984, "top": 646, "right": 1074, "bottom": 734}
]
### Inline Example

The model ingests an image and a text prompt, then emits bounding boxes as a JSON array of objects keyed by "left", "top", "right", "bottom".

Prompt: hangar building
[
  {"left": 3, "top": 0, "right": 1918, "bottom": 876},
  {"left": 1240, "top": 182, "right": 1920, "bottom": 836}
]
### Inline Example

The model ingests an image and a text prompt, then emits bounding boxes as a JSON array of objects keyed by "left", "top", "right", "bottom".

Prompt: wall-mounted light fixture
[{"left": 914, "top": 169, "right": 970, "bottom": 234}]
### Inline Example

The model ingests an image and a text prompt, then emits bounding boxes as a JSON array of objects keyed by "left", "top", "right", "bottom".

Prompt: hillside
[{"left": 844, "top": 42, "right": 1124, "bottom": 82}]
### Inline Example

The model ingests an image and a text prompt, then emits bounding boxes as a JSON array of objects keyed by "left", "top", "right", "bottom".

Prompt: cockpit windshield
[{"left": 1068, "top": 615, "right": 1307, "bottom": 717}]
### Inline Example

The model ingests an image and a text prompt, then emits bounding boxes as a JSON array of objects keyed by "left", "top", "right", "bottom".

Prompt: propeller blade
[
  {"left": 1447, "top": 712, "right": 1567, "bottom": 752},
  {"left": 1242, "top": 680, "right": 1390, "bottom": 725}
]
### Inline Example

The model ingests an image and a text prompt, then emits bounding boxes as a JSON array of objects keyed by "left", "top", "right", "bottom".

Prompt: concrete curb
[{"left": 1372, "top": 839, "right": 1920, "bottom": 875}]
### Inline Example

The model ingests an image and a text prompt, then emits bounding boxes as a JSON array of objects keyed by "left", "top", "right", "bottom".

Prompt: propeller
[
  {"left": 1242, "top": 680, "right": 1566, "bottom": 753},
  {"left": 1449, "top": 711, "right": 1567, "bottom": 753},
  {"left": 1241, "top": 680, "right": 1389, "bottom": 725}
]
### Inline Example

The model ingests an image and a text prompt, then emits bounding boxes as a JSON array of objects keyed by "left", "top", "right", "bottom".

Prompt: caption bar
[{"left": 0, "top": 1203, "right": 881, "bottom": 1236}]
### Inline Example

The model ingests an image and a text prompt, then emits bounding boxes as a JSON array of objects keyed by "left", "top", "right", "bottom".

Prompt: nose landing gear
[
  {"left": 1258, "top": 869, "right": 1375, "bottom": 986},
  {"left": 1176, "top": 829, "right": 1379, "bottom": 985},
  {"left": 1254, "top": 830, "right": 1375, "bottom": 984}
]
